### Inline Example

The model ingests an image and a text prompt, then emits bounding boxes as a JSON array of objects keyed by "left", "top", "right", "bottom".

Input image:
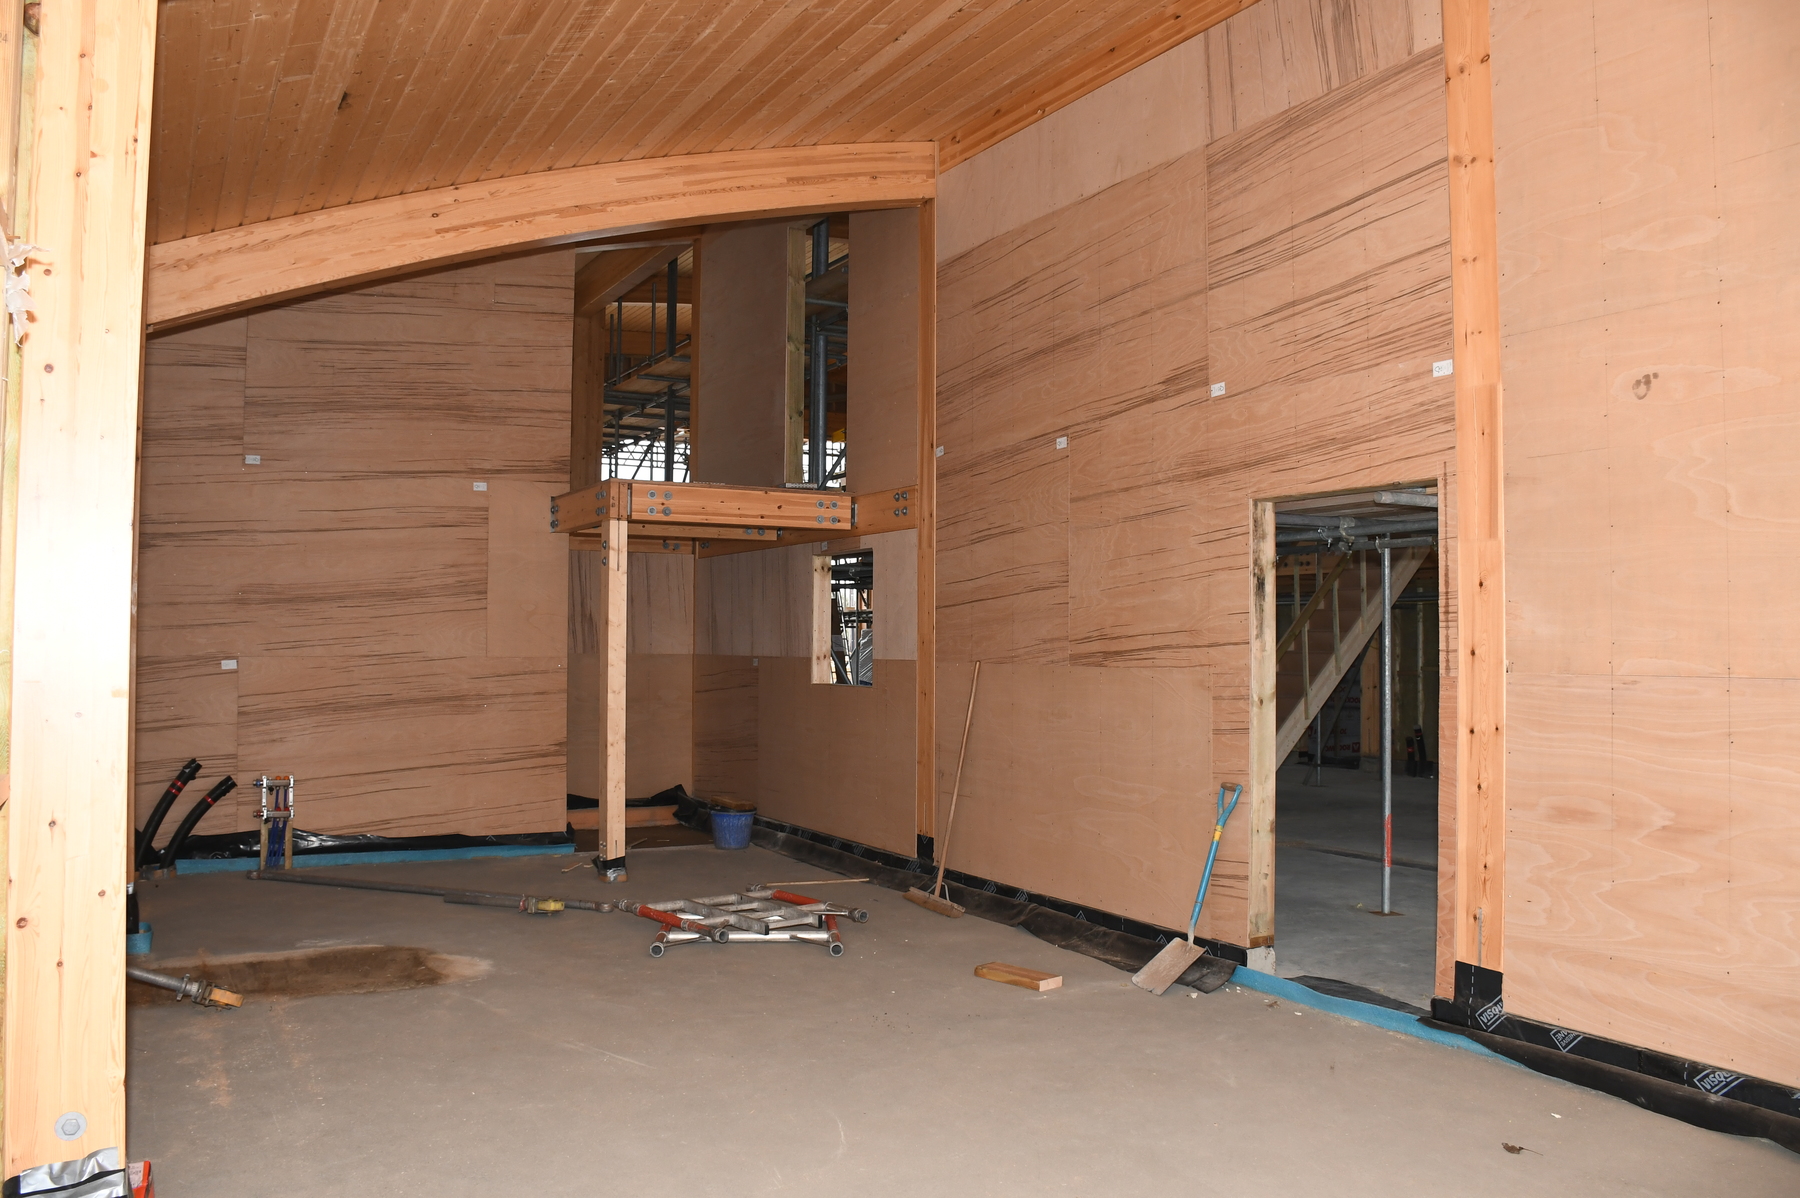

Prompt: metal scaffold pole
[{"left": 1380, "top": 544, "right": 1394, "bottom": 914}]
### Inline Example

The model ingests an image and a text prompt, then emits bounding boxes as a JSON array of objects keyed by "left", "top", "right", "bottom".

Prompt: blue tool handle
[{"left": 1185, "top": 784, "right": 1242, "bottom": 943}]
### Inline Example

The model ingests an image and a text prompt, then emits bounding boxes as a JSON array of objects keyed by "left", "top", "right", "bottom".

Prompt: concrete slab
[
  {"left": 126, "top": 845, "right": 1799, "bottom": 1196},
  {"left": 1276, "top": 763, "right": 1439, "bottom": 1007}
]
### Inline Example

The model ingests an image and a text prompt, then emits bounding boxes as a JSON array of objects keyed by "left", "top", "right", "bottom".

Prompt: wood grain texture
[
  {"left": 1493, "top": 0, "right": 1800, "bottom": 1085},
  {"left": 5, "top": 0, "right": 159, "bottom": 1168},
  {"left": 935, "top": 45, "right": 1454, "bottom": 943},
  {"left": 569, "top": 552, "right": 695, "bottom": 801},
  {"left": 147, "top": 143, "right": 936, "bottom": 329},
  {"left": 136, "top": 253, "right": 573, "bottom": 841},
  {"left": 144, "top": 2, "right": 1267, "bottom": 248},
  {"left": 847, "top": 207, "right": 922, "bottom": 494},
  {"left": 236, "top": 656, "right": 564, "bottom": 836},
  {"left": 756, "top": 657, "right": 918, "bottom": 856},
  {"left": 693, "top": 223, "right": 792, "bottom": 487}
]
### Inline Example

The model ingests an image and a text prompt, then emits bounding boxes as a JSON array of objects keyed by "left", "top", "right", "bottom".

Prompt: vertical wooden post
[
  {"left": 915, "top": 199, "right": 938, "bottom": 860},
  {"left": 1244, "top": 500, "right": 1278, "bottom": 964},
  {"left": 597, "top": 479, "right": 630, "bottom": 879},
  {"left": 1444, "top": 0, "right": 1507, "bottom": 975},
  {"left": 783, "top": 225, "right": 808, "bottom": 485},
  {"left": 4, "top": 0, "right": 159, "bottom": 1171},
  {"left": 810, "top": 553, "right": 833, "bottom": 683}
]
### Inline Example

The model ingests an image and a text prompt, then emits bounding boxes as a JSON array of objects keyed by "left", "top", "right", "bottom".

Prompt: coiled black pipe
[
  {"left": 158, "top": 775, "right": 237, "bottom": 869},
  {"left": 136, "top": 758, "right": 202, "bottom": 869}
]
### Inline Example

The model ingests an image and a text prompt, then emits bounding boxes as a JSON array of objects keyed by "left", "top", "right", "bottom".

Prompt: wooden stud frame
[{"left": 1443, "top": 0, "right": 1507, "bottom": 974}]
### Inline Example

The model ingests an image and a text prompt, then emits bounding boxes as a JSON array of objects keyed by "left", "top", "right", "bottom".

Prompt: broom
[{"left": 906, "top": 661, "right": 981, "bottom": 918}]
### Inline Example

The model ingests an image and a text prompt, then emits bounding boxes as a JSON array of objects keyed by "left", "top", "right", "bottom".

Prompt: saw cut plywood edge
[{"left": 146, "top": 143, "right": 938, "bottom": 331}]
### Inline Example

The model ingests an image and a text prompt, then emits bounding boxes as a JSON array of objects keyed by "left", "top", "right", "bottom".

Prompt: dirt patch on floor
[{"left": 129, "top": 944, "right": 490, "bottom": 1005}]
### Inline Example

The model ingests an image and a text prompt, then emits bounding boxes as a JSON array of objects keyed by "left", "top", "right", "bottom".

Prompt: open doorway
[{"left": 1257, "top": 487, "right": 1441, "bottom": 1010}]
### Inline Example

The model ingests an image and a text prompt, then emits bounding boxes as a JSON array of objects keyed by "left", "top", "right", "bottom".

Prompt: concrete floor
[
  {"left": 127, "top": 846, "right": 1799, "bottom": 1197},
  {"left": 1276, "top": 762, "right": 1439, "bottom": 1008}
]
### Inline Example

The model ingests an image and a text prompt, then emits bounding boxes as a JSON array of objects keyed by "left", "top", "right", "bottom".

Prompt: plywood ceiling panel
[{"left": 149, "top": 0, "right": 1252, "bottom": 244}]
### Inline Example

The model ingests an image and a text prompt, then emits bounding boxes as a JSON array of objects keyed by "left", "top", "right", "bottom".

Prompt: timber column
[
  {"left": 4, "top": 0, "right": 160, "bottom": 1172},
  {"left": 1444, "top": 0, "right": 1507, "bottom": 1007}
]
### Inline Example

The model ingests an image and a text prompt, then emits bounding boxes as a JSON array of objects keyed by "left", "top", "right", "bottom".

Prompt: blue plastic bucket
[{"left": 711, "top": 809, "right": 754, "bottom": 850}]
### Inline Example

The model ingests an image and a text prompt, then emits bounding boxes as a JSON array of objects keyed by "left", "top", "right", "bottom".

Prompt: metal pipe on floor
[
  {"left": 128, "top": 965, "right": 243, "bottom": 1008},
  {"left": 245, "top": 869, "right": 613, "bottom": 913},
  {"left": 1380, "top": 545, "right": 1394, "bottom": 914}
]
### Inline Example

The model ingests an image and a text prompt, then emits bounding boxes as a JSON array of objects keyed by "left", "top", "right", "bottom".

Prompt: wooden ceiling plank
[
  {"left": 743, "top": 0, "right": 1030, "bottom": 151},
  {"left": 478, "top": 0, "right": 704, "bottom": 183},
  {"left": 236, "top": 0, "right": 338, "bottom": 227},
  {"left": 519, "top": 0, "right": 751, "bottom": 177},
  {"left": 407, "top": 0, "right": 604, "bottom": 192},
  {"left": 447, "top": 0, "right": 629, "bottom": 184},
  {"left": 787, "top": 0, "right": 1102, "bottom": 149},
  {"left": 860, "top": 2, "right": 1151, "bottom": 146},
  {"left": 311, "top": 0, "right": 462, "bottom": 213},
  {"left": 210, "top": 1, "right": 305, "bottom": 235},
  {"left": 263, "top": 0, "right": 385, "bottom": 223},
  {"left": 499, "top": 0, "right": 740, "bottom": 181},
  {"left": 602, "top": 0, "right": 863, "bottom": 162},
  {"left": 352, "top": 0, "right": 525, "bottom": 201},
  {"left": 330, "top": 0, "right": 483, "bottom": 206},
  {"left": 148, "top": 0, "right": 208, "bottom": 244},
  {"left": 664, "top": 0, "right": 918, "bottom": 158},
  {"left": 935, "top": 0, "right": 1253, "bottom": 170},
  {"left": 177, "top": 1, "right": 258, "bottom": 239},
  {"left": 651, "top": 0, "right": 900, "bottom": 161},
  {"left": 146, "top": 142, "right": 936, "bottom": 329}
]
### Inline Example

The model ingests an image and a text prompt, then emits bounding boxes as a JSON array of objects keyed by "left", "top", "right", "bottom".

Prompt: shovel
[{"left": 1131, "top": 782, "right": 1243, "bottom": 995}]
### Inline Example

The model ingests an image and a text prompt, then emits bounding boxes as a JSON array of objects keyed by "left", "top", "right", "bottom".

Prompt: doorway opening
[{"left": 1259, "top": 487, "right": 1441, "bottom": 1011}]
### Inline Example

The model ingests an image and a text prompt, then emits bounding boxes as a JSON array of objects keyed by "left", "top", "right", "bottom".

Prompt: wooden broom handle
[{"left": 933, "top": 661, "right": 981, "bottom": 896}]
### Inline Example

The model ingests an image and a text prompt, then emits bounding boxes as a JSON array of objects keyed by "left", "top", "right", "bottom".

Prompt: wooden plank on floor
[{"left": 975, "top": 962, "right": 1064, "bottom": 992}]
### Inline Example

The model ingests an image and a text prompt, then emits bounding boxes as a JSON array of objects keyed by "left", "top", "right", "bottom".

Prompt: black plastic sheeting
[
  {"left": 1426, "top": 1020, "right": 1800, "bottom": 1154},
  {"left": 750, "top": 825, "right": 1236, "bottom": 993},
  {"left": 171, "top": 827, "right": 571, "bottom": 861}
]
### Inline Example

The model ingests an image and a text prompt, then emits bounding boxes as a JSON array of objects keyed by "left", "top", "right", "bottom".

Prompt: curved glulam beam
[{"left": 145, "top": 142, "right": 937, "bottom": 331}]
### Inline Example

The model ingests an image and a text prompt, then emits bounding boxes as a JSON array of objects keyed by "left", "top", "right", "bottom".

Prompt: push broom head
[{"left": 904, "top": 885, "right": 965, "bottom": 918}]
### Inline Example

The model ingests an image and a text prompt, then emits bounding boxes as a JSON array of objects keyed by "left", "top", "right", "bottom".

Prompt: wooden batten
[
  {"left": 1443, "top": 0, "right": 1507, "bottom": 973},
  {"left": 5, "top": 0, "right": 159, "bottom": 1171}
]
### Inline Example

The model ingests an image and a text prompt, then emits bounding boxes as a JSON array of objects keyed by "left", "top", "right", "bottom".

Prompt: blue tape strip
[
  {"left": 1225, "top": 967, "right": 1499, "bottom": 1058},
  {"left": 172, "top": 843, "right": 575, "bottom": 875}
]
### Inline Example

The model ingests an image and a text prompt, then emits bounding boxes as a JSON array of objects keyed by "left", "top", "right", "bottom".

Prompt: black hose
[
  {"left": 136, "top": 758, "right": 202, "bottom": 868},
  {"left": 158, "top": 776, "right": 237, "bottom": 869}
]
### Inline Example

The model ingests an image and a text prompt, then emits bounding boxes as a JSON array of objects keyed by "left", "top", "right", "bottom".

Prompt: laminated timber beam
[
  {"left": 1444, "top": 0, "right": 1509, "bottom": 987},
  {"left": 5, "top": 0, "right": 159, "bottom": 1172},
  {"left": 550, "top": 481, "right": 919, "bottom": 538},
  {"left": 143, "top": 143, "right": 937, "bottom": 331}
]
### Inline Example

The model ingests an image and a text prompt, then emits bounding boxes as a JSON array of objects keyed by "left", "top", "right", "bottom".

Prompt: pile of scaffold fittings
[{"left": 617, "top": 887, "right": 869, "bottom": 957}]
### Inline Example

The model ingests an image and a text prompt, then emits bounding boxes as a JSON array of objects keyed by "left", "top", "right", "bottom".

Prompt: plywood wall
[
  {"left": 136, "top": 253, "right": 574, "bottom": 844},
  {"left": 568, "top": 551, "right": 695, "bottom": 800},
  {"left": 934, "top": 40, "right": 1454, "bottom": 943},
  {"left": 1493, "top": 0, "right": 1800, "bottom": 1087},
  {"left": 693, "top": 532, "right": 919, "bottom": 855}
]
